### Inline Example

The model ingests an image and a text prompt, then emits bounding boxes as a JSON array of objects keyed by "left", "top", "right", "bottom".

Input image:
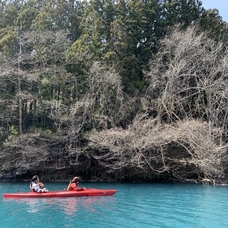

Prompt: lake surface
[{"left": 0, "top": 182, "right": 228, "bottom": 228}]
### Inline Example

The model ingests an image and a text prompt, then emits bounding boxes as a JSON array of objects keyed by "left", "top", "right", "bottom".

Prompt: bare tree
[
  {"left": 145, "top": 25, "right": 228, "bottom": 139},
  {"left": 88, "top": 115, "right": 226, "bottom": 183},
  {"left": 48, "top": 62, "right": 130, "bottom": 168},
  {"left": 87, "top": 25, "right": 228, "bottom": 183}
]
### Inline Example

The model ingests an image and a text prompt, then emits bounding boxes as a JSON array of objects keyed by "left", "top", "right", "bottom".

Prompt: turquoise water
[{"left": 1, "top": 182, "right": 228, "bottom": 228}]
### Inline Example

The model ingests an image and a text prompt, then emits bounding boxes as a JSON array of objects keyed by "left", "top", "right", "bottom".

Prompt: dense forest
[{"left": 0, "top": 0, "right": 228, "bottom": 184}]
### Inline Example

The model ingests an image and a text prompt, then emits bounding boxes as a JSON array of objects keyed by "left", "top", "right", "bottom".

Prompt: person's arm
[
  {"left": 67, "top": 181, "right": 72, "bottom": 191},
  {"left": 38, "top": 182, "right": 45, "bottom": 188},
  {"left": 32, "top": 183, "right": 48, "bottom": 193},
  {"left": 30, "top": 182, "right": 33, "bottom": 191}
]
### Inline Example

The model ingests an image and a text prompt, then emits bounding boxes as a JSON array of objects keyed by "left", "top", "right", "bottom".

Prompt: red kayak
[{"left": 3, "top": 188, "right": 117, "bottom": 198}]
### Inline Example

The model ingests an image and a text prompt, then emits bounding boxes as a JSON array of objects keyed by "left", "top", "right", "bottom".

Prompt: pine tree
[{"left": 200, "top": 8, "right": 228, "bottom": 43}]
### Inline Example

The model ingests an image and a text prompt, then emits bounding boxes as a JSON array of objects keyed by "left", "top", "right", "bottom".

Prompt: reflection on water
[
  {"left": 6, "top": 196, "right": 116, "bottom": 216},
  {"left": 62, "top": 198, "right": 78, "bottom": 215},
  {"left": 27, "top": 199, "right": 40, "bottom": 213}
]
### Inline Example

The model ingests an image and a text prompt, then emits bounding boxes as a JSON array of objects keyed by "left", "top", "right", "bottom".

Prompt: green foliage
[
  {"left": 2, "top": 79, "right": 16, "bottom": 98},
  {"left": 40, "top": 77, "right": 52, "bottom": 100},
  {"left": 200, "top": 9, "right": 228, "bottom": 43},
  {"left": 16, "top": 0, "right": 41, "bottom": 31},
  {"left": 0, "top": 0, "right": 20, "bottom": 29},
  {"left": 160, "top": 0, "right": 203, "bottom": 29},
  {"left": 0, "top": 26, "right": 18, "bottom": 56},
  {"left": 66, "top": 0, "right": 206, "bottom": 94},
  {"left": 5, "top": 125, "right": 19, "bottom": 142},
  {"left": 31, "top": 0, "right": 82, "bottom": 34}
]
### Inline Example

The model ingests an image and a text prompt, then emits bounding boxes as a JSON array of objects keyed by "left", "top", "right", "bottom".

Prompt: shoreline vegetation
[
  {"left": 0, "top": 1, "right": 228, "bottom": 185},
  {"left": 1, "top": 179, "right": 228, "bottom": 186}
]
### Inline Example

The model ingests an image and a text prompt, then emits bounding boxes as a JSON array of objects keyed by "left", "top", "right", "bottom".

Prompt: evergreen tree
[
  {"left": 16, "top": 0, "right": 45, "bottom": 31},
  {"left": 200, "top": 8, "right": 228, "bottom": 43},
  {"left": 159, "top": 0, "right": 203, "bottom": 29}
]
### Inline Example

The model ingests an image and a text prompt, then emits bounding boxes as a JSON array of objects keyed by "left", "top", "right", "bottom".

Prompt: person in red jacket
[{"left": 67, "top": 176, "right": 86, "bottom": 191}]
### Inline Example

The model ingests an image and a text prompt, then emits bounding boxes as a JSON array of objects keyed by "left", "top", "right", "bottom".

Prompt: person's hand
[{"left": 39, "top": 182, "right": 44, "bottom": 188}]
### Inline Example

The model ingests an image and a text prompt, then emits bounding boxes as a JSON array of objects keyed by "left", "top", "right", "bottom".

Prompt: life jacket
[{"left": 68, "top": 183, "right": 79, "bottom": 191}]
